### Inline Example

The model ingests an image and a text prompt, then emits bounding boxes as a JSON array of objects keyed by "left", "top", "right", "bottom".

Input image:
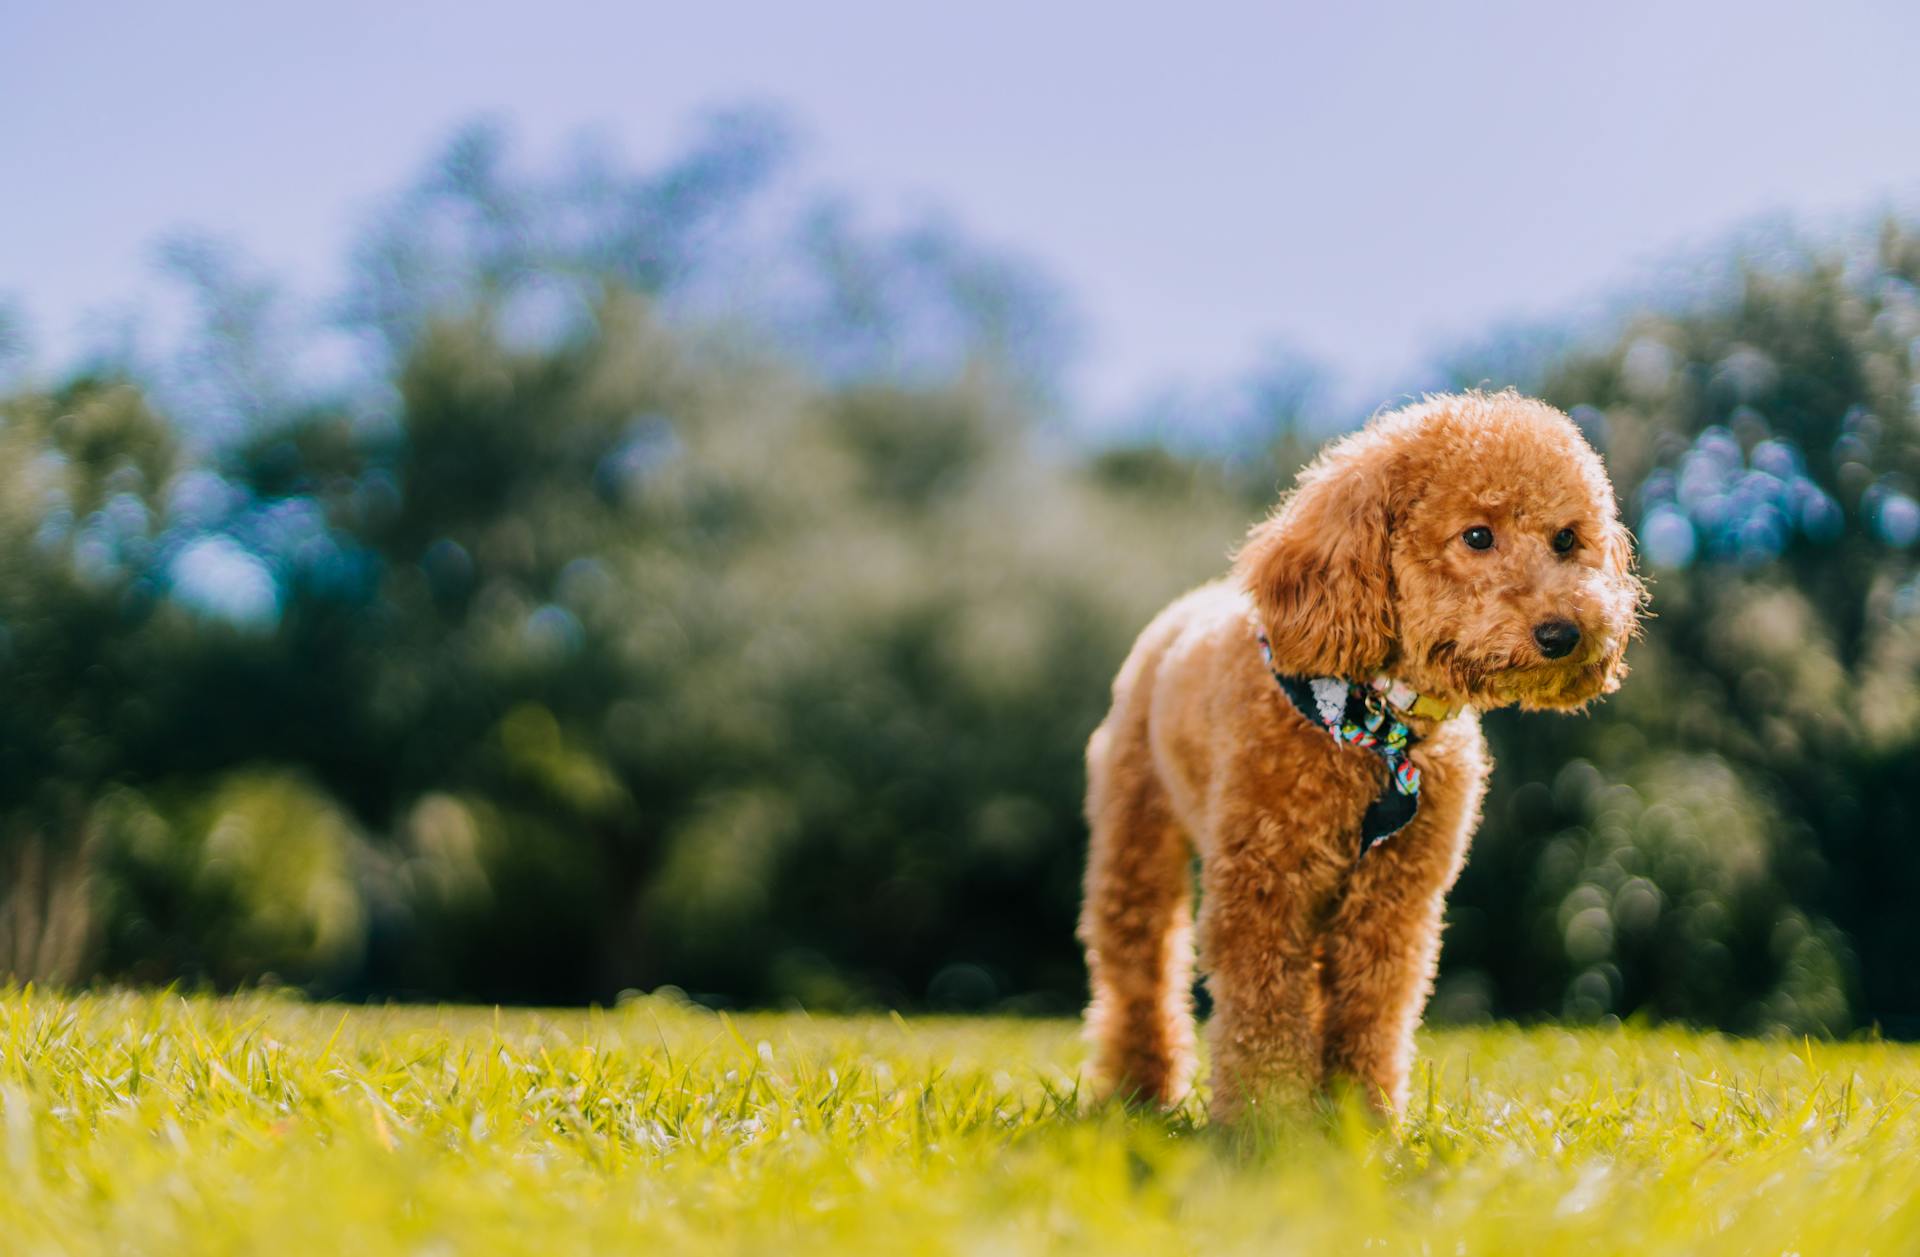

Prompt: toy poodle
[{"left": 1079, "top": 391, "right": 1645, "bottom": 1121}]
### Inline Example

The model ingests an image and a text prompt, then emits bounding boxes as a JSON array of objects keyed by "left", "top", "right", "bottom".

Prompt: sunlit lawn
[{"left": 1, "top": 989, "right": 1916, "bottom": 1254}]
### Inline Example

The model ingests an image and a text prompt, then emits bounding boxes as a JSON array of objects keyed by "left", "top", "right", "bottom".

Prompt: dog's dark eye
[
  {"left": 1553, "top": 528, "right": 1577, "bottom": 554},
  {"left": 1463, "top": 526, "right": 1494, "bottom": 551}
]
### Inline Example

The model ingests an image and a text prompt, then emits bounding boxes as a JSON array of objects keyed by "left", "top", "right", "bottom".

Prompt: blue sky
[{"left": 4, "top": 1, "right": 1918, "bottom": 418}]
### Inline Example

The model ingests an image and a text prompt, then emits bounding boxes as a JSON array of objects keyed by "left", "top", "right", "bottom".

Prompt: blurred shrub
[
  {"left": 94, "top": 772, "right": 366, "bottom": 987},
  {"left": 1435, "top": 229, "right": 1920, "bottom": 1034}
]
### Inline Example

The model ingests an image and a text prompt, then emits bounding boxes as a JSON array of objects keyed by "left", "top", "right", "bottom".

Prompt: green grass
[{"left": 2, "top": 990, "right": 1917, "bottom": 1254}]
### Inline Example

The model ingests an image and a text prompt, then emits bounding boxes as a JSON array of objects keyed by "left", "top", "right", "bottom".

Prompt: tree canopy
[{"left": 3, "top": 121, "right": 1917, "bottom": 1035}]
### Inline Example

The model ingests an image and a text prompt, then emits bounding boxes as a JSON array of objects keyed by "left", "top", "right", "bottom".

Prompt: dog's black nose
[{"left": 1533, "top": 619, "right": 1581, "bottom": 660}]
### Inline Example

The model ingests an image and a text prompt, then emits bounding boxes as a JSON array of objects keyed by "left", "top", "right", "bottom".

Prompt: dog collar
[
  {"left": 1254, "top": 626, "right": 1458, "bottom": 855},
  {"left": 1369, "top": 676, "right": 1462, "bottom": 723}
]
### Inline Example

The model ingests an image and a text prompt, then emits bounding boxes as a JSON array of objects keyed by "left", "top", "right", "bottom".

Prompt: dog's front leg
[
  {"left": 1196, "top": 815, "right": 1349, "bottom": 1123},
  {"left": 1317, "top": 761, "right": 1482, "bottom": 1117},
  {"left": 1316, "top": 873, "right": 1451, "bottom": 1118}
]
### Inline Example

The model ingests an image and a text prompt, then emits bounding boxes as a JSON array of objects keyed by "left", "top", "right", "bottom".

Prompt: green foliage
[
  {"left": 1, "top": 118, "right": 1917, "bottom": 1033},
  {"left": 5, "top": 993, "right": 1920, "bottom": 1254},
  {"left": 1434, "top": 227, "right": 1920, "bottom": 1034},
  {"left": 93, "top": 773, "right": 367, "bottom": 987}
]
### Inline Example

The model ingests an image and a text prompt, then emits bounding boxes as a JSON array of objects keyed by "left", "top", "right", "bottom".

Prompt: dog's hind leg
[{"left": 1078, "top": 721, "right": 1197, "bottom": 1109}]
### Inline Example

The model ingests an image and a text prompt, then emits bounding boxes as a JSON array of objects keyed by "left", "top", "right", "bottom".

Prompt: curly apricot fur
[{"left": 1078, "top": 392, "right": 1645, "bottom": 1121}]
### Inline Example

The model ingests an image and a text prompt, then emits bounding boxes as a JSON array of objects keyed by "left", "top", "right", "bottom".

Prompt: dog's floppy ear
[
  {"left": 1594, "top": 518, "right": 1648, "bottom": 694},
  {"left": 1234, "top": 434, "right": 1399, "bottom": 680}
]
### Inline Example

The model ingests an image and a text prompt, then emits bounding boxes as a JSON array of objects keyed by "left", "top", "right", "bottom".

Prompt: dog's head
[{"left": 1235, "top": 392, "right": 1646, "bottom": 712}]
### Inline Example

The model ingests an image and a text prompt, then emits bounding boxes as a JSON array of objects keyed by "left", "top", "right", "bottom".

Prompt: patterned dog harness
[{"left": 1255, "top": 627, "right": 1460, "bottom": 856}]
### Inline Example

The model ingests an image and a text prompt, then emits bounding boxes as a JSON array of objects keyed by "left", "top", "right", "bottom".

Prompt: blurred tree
[
  {"left": 1437, "top": 225, "right": 1920, "bottom": 1033},
  {"left": 2, "top": 115, "right": 1918, "bottom": 1038},
  {"left": 0, "top": 378, "right": 177, "bottom": 982}
]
